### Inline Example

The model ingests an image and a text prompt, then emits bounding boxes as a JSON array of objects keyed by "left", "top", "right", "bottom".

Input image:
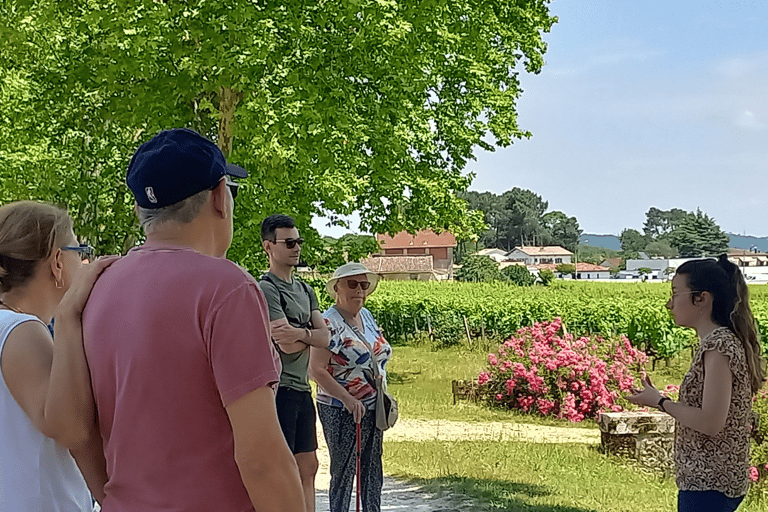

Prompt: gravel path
[{"left": 314, "top": 417, "right": 599, "bottom": 511}]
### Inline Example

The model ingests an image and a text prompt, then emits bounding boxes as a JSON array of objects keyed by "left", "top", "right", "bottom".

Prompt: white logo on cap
[{"left": 145, "top": 187, "right": 158, "bottom": 204}]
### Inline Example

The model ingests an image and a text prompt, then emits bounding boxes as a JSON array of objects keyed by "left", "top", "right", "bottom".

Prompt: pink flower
[
  {"left": 495, "top": 393, "right": 503, "bottom": 401},
  {"left": 478, "top": 372, "right": 490, "bottom": 385},
  {"left": 488, "top": 354, "right": 498, "bottom": 366},
  {"left": 750, "top": 466, "right": 759, "bottom": 482}
]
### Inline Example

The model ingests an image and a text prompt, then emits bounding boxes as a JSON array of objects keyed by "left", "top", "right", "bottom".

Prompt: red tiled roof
[
  {"left": 362, "top": 255, "right": 434, "bottom": 273},
  {"left": 377, "top": 230, "right": 457, "bottom": 249}
]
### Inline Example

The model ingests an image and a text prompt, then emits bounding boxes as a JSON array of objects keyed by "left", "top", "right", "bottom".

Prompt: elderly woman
[{"left": 309, "top": 262, "right": 392, "bottom": 512}]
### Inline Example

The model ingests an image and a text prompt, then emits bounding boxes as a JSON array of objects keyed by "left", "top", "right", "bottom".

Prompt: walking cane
[{"left": 356, "top": 421, "right": 362, "bottom": 512}]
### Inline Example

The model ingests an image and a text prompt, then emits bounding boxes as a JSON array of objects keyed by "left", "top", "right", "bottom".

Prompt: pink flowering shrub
[
  {"left": 477, "top": 318, "right": 648, "bottom": 422},
  {"left": 746, "top": 389, "right": 768, "bottom": 503}
]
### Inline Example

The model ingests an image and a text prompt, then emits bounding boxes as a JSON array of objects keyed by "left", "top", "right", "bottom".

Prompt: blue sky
[
  {"left": 466, "top": 0, "right": 768, "bottom": 237},
  {"left": 313, "top": 1, "right": 767, "bottom": 238}
]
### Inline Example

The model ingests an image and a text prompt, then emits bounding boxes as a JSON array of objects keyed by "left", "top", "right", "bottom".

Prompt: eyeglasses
[
  {"left": 344, "top": 279, "right": 371, "bottom": 291},
  {"left": 211, "top": 178, "right": 239, "bottom": 199},
  {"left": 227, "top": 181, "right": 239, "bottom": 199},
  {"left": 273, "top": 238, "right": 304, "bottom": 249},
  {"left": 669, "top": 290, "right": 701, "bottom": 301},
  {"left": 61, "top": 244, "right": 94, "bottom": 261}
]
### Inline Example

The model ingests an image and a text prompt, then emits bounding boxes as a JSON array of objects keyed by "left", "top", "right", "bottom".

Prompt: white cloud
[{"left": 736, "top": 110, "right": 767, "bottom": 130}]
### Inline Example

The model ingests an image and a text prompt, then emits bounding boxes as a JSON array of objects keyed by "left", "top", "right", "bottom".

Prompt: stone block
[{"left": 599, "top": 411, "right": 674, "bottom": 471}]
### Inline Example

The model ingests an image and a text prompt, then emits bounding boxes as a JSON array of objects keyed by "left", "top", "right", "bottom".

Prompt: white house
[
  {"left": 626, "top": 258, "right": 697, "bottom": 279},
  {"left": 506, "top": 246, "right": 573, "bottom": 265},
  {"left": 475, "top": 248, "right": 509, "bottom": 263}
]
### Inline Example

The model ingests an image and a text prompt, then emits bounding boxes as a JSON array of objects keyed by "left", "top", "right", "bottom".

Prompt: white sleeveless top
[{"left": 0, "top": 309, "right": 92, "bottom": 511}]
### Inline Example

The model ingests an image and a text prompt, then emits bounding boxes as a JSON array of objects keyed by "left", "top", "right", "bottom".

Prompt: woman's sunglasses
[
  {"left": 61, "top": 244, "right": 94, "bottom": 261},
  {"left": 344, "top": 279, "right": 371, "bottom": 291},
  {"left": 274, "top": 238, "right": 304, "bottom": 249}
]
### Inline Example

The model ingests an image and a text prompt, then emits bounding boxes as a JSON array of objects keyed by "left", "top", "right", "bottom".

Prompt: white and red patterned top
[{"left": 316, "top": 306, "right": 392, "bottom": 410}]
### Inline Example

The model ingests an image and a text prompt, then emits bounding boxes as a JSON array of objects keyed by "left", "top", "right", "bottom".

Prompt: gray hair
[{"left": 137, "top": 188, "right": 210, "bottom": 233}]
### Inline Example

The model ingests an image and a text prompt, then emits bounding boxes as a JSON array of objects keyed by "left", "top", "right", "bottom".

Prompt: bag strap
[{"left": 332, "top": 306, "right": 381, "bottom": 379}]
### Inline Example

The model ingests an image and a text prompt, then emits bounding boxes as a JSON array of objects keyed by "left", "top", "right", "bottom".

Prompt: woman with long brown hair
[
  {"left": 629, "top": 254, "right": 765, "bottom": 512},
  {"left": 0, "top": 200, "right": 116, "bottom": 510}
]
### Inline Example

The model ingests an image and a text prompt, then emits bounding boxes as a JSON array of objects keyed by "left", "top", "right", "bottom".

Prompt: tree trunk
[{"left": 217, "top": 86, "right": 243, "bottom": 157}]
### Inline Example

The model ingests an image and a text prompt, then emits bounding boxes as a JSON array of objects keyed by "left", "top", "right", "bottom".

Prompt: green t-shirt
[{"left": 258, "top": 272, "right": 319, "bottom": 392}]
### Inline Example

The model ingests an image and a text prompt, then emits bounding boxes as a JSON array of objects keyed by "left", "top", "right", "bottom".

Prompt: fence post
[{"left": 463, "top": 315, "right": 472, "bottom": 344}]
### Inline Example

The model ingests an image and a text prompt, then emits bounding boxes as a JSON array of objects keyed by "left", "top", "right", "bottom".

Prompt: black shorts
[{"left": 275, "top": 387, "right": 318, "bottom": 454}]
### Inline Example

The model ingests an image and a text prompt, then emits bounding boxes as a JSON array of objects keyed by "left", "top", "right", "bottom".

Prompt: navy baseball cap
[{"left": 127, "top": 128, "right": 248, "bottom": 209}]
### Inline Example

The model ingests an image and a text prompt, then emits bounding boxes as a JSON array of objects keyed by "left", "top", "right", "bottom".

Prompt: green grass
[
  {"left": 388, "top": 343, "right": 691, "bottom": 426},
  {"left": 384, "top": 440, "right": 678, "bottom": 511},
  {"left": 381, "top": 344, "right": 729, "bottom": 511}
]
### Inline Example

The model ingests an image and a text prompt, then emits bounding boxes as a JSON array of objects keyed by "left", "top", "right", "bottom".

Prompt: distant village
[{"left": 347, "top": 230, "right": 768, "bottom": 284}]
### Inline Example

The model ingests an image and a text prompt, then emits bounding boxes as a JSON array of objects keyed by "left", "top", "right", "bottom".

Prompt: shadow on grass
[
  {"left": 388, "top": 369, "right": 422, "bottom": 385},
  {"left": 392, "top": 475, "right": 599, "bottom": 512}
]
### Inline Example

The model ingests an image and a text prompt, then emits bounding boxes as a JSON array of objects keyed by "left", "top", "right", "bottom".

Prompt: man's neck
[
  {"left": 269, "top": 263, "right": 293, "bottom": 282},
  {"left": 145, "top": 225, "right": 219, "bottom": 258}
]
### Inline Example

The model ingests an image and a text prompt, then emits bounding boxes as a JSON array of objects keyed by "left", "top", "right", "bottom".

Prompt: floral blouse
[
  {"left": 675, "top": 326, "right": 752, "bottom": 498},
  {"left": 316, "top": 307, "right": 392, "bottom": 410}
]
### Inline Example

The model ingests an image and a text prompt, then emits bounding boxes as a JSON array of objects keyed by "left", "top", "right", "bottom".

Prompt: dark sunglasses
[
  {"left": 344, "top": 279, "right": 371, "bottom": 291},
  {"left": 274, "top": 238, "right": 304, "bottom": 249},
  {"left": 61, "top": 244, "right": 94, "bottom": 261},
  {"left": 211, "top": 178, "right": 239, "bottom": 199}
]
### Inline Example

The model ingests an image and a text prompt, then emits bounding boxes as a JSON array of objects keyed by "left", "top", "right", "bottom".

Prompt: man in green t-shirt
[{"left": 259, "top": 214, "right": 330, "bottom": 512}]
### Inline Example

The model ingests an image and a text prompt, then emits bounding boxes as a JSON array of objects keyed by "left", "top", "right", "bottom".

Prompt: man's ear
[
  {"left": 262, "top": 239, "right": 271, "bottom": 255},
  {"left": 210, "top": 179, "right": 229, "bottom": 219}
]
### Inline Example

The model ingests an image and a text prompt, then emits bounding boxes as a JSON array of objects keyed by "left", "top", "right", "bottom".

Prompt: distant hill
[{"left": 581, "top": 233, "right": 768, "bottom": 252}]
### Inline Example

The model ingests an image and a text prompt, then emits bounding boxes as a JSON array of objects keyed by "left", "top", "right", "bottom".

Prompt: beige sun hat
[{"left": 326, "top": 262, "right": 380, "bottom": 300}]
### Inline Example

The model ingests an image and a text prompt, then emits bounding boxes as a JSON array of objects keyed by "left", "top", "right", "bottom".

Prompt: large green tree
[
  {"left": 668, "top": 209, "right": 730, "bottom": 257},
  {"left": 541, "top": 210, "right": 581, "bottom": 252},
  {"left": 1, "top": 0, "right": 556, "bottom": 272},
  {"left": 619, "top": 228, "right": 648, "bottom": 253},
  {"left": 643, "top": 207, "right": 690, "bottom": 239}
]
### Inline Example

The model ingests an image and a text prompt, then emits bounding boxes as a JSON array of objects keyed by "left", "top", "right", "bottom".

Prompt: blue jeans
[{"left": 678, "top": 491, "right": 745, "bottom": 512}]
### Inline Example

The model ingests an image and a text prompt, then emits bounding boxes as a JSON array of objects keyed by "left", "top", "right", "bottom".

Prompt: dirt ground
[{"left": 314, "top": 417, "right": 600, "bottom": 511}]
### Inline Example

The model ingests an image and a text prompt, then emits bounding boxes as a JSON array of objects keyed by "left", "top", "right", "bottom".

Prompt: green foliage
[
  {"left": 501, "top": 264, "right": 535, "bottom": 286},
  {"left": 578, "top": 244, "right": 620, "bottom": 266},
  {"left": 312, "top": 234, "right": 380, "bottom": 274},
  {"left": 644, "top": 207, "right": 689, "bottom": 239},
  {"left": 638, "top": 267, "right": 652, "bottom": 275},
  {"left": 454, "top": 255, "right": 501, "bottom": 283},
  {"left": 620, "top": 228, "right": 649, "bottom": 253},
  {"left": 555, "top": 263, "right": 575, "bottom": 275},
  {"left": 668, "top": 208, "right": 730, "bottom": 257},
  {"left": 644, "top": 240, "right": 678, "bottom": 258},
  {"left": 541, "top": 210, "right": 582, "bottom": 252},
  {"left": 1, "top": 0, "right": 556, "bottom": 270},
  {"left": 538, "top": 268, "right": 556, "bottom": 286},
  {"left": 361, "top": 281, "right": 768, "bottom": 359}
]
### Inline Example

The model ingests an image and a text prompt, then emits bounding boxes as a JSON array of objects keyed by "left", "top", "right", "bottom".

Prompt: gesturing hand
[{"left": 627, "top": 375, "right": 663, "bottom": 408}]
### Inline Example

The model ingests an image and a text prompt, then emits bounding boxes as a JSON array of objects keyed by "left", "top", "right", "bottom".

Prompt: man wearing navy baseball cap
[{"left": 80, "top": 129, "right": 306, "bottom": 511}]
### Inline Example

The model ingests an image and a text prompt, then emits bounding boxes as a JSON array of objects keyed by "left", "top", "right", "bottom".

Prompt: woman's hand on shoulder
[{"left": 58, "top": 255, "right": 120, "bottom": 319}]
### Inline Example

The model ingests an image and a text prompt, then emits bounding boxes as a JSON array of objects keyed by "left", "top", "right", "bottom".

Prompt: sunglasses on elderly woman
[
  {"left": 61, "top": 244, "right": 94, "bottom": 261},
  {"left": 344, "top": 279, "right": 371, "bottom": 291}
]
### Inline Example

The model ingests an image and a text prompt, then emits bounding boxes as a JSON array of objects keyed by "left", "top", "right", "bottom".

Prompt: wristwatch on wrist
[{"left": 657, "top": 396, "right": 671, "bottom": 413}]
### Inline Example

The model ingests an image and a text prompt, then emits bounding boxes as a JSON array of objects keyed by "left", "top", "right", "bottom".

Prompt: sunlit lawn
[{"left": 382, "top": 343, "right": 699, "bottom": 511}]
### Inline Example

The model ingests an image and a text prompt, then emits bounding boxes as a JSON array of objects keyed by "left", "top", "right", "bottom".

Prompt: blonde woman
[{"left": 0, "top": 201, "right": 116, "bottom": 510}]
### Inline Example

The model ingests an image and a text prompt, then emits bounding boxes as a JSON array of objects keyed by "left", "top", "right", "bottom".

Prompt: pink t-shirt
[{"left": 83, "top": 244, "right": 280, "bottom": 512}]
